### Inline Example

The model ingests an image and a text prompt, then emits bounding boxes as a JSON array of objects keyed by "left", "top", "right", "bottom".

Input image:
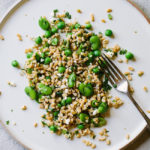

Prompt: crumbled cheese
[
  {"left": 65, "top": 119, "right": 70, "bottom": 124},
  {"left": 7, "top": 81, "right": 16, "bottom": 87},
  {"left": 93, "top": 109, "right": 98, "bottom": 115},
  {"left": 105, "top": 51, "right": 114, "bottom": 58}
]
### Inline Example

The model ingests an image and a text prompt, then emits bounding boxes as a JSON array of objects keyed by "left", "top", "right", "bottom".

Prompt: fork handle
[{"left": 127, "top": 93, "right": 150, "bottom": 131}]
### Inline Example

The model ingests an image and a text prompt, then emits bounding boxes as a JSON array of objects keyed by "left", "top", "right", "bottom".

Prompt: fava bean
[
  {"left": 68, "top": 72, "right": 76, "bottom": 88},
  {"left": 38, "top": 83, "right": 52, "bottom": 95},
  {"left": 25, "top": 86, "right": 37, "bottom": 100},
  {"left": 90, "top": 35, "right": 101, "bottom": 50},
  {"left": 39, "top": 17, "right": 50, "bottom": 30}
]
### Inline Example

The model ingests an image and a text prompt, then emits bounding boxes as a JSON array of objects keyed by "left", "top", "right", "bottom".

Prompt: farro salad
[{"left": 12, "top": 10, "right": 135, "bottom": 141}]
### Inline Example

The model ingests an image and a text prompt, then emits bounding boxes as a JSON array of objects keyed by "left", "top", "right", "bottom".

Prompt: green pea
[
  {"left": 45, "top": 30, "right": 52, "bottom": 38},
  {"left": 26, "top": 52, "right": 33, "bottom": 59},
  {"left": 45, "top": 76, "right": 51, "bottom": 79},
  {"left": 57, "top": 103, "right": 62, "bottom": 108},
  {"left": 41, "top": 52, "right": 45, "bottom": 58},
  {"left": 77, "top": 124, "right": 84, "bottom": 130},
  {"left": 68, "top": 72, "right": 76, "bottom": 88},
  {"left": 25, "top": 86, "right": 37, "bottom": 100},
  {"left": 98, "top": 117, "right": 107, "bottom": 127},
  {"left": 38, "top": 83, "right": 53, "bottom": 95},
  {"left": 79, "top": 83, "right": 93, "bottom": 97},
  {"left": 64, "top": 49, "right": 72, "bottom": 56},
  {"left": 66, "top": 97, "right": 72, "bottom": 104},
  {"left": 53, "top": 111, "right": 59, "bottom": 117},
  {"left": 39, "top": 17, "right": 50, "bottom": 30},
  {"left": 85, "top": 23, "right": 92, "bottom": 29},
  {"left": 91, "top": 100, "right": 99, "bottom": 107},
  {"left": 11, "top": 60, "right": 19, "bottom": 68},
  {"left": 79, "top": 113, "right": 89, "bottom": 123},
  {"left": 35, "top": 36, "right": 42, "bottom": 44},
  {"left": 98, "top": 102, "right": 108, "bottom": 113},
  {"left": 44, "top": 57, "right": 52, "bottom": 64},
  {"left": 105, "top": 29, "right": 113, "bottom": 36},
  {"left": 78, "top": 83, "right": 86, "bottom": 94},
  {"left": 51, "top": 38, "right": 58, "bottom": 46},
  {"left": 92, "top": 67, "right": 100, "bottom": 74},
  {"left": 58, "top": 66, "right": 66, "bottom": 73},
  {"left": 49, "top": 125, "right": 57, "bottom": 132},
  {"left": 84, "top": 84, "right": 93, "bottom": 97},
  {"left": 51, "top": 27, "right": 58, "bottom": 34},
  {"left": 57, "top": 21, "right": 65, "bottom": 29},
  {"left": 75, "top": 23, "right": 81, "bottom": 29},
  {"left": 27, "top": 68, "right": 33, "bottom": 74},
  {"left": 125, "top": 52, "right": 134, "bottom": 60},
  {"left": 90, "top": 35, "right": 101, "bottom": 50},
  {"left": 93, "top": 50, "right": 101, "bottom": 57},
  {"left": 61, "top": 99, "right": 66, "bottom": 106}
]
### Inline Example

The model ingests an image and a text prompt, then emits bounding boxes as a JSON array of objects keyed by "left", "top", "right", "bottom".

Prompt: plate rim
[{"left": 0, "top": 0, "right": 149, "bottom": 150}]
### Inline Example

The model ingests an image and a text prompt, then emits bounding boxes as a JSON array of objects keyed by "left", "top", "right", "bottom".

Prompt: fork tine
[
  {"left": 102, "top": 53, "right": 125, "bottom": 79},
  {"left": 98, "top": 58, "right": 115, "bottom": 85},
  {"left": 99, "top": 56, "right": 118, "bottom": 83},
  {"left": 101, "top": 54, "right": 122, "bottom": 80}
]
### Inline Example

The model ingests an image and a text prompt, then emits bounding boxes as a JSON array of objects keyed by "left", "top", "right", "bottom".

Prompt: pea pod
[
  {"left": 90, "top": 35, "right": 101, "bottom": 50},
  {"left": 25, "top": 86, "right": 37, "bottom": 100},
  {"left": 38, "top": 83, "right": 53, "bottom": 95},
  {"left": 68, "top": 72, "right": 76, "bottom": 88},
  {"left": 38, "top": 17, "right": 50, "bottom": 30}
]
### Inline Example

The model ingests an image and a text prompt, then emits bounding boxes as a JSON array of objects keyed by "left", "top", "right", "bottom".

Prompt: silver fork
[{"left": 99, "top": 53, "right": 150, "bottom": 130}]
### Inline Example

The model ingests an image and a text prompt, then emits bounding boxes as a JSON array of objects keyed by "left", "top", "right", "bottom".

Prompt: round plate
[{"left": 0, "top": 0, "right": 150, "bottom": 150}]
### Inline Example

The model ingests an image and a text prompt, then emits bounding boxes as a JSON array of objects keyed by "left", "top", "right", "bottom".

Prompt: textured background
[{"left": 0, "top": 0, "right": 150, "bottom": 150}]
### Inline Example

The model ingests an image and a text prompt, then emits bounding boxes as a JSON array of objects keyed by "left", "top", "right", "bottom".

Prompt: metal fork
[{"left": 99, "top": 53, "right": 150, "bottom": 130}]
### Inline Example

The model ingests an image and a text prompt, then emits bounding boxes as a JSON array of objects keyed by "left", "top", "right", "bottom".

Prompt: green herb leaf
[
  {"left": 108, "top": 14, "right": 113, "bottom": 20},
  {"left": 119, "top": 49, "right": 127, "bottom": 55},
  {"left": 65, "top": 12, "right": 71, "bottom": 19},
  {"left": 53, "top": 9, "right": 59, "bottom": 17},
  {"left": 6, "top": 120, "right": 10, "bottom": 125}
]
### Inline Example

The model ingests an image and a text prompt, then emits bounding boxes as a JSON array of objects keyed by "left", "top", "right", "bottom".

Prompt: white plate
[{"left": 0, "top": 0, "right": 150, "bottom": 150}]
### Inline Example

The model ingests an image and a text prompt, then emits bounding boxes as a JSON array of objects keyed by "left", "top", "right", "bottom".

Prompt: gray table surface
[{"left": 0, "top": 0, "right": 150, "bottom": 150}]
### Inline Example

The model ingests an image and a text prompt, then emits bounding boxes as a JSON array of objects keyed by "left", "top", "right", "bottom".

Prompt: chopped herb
[
  {"left": 113, "top": 84, "right": 117, "bottom": 88},
  {"left": 119, "top": 49, "right": 127, "bottom": 55},
  {"left": 108, "top": 14, "right": 113, "bottom": 20},
  {"left": 102, "top": 77, "right": 112, "bottom": 91},
  {"left": 53, "top": 9, "right": 58, "bottom": 17},
  {"left": 65, "top": 12, "right": 71, "bottom": 19},
  {"left": 6, "top": 120, "right": 10, "bottom": 125},
  {"left": 112, "top": 100, "right": 116, "bottom": 102},
  {"left": 104, "top": 49, "right": 112, "bottom": 52}
]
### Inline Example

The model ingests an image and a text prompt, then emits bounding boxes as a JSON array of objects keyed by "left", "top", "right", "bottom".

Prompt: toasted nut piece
[
  {"left": 0, "top": 34, "right": 4, "bottom": 40},
  {"left": 126, "top": 134, "right": 130, "bottom": 140},
  {"left": 143, "top": 86, "right": 148, "bottom": 92},
  {"left": 107, "top": 9, "right": 112, "bottom": 13},
  {"left": 138, "top": 71, "right": 144, "bottom": 77},
  {"left": 90, "top": 14, "right": 95, "bottom": 22},
  {"left": 77, "top": 9, "right": 82, "bottom": 13},
  {"left": 101, "top": 19, "right": 106, "bottom": 23},
  {"left": 21, "top": 105, "right": 27, "bottom": 110}
]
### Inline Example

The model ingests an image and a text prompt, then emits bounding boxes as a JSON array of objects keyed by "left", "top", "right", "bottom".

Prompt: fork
[{"left": 99, "top": 53, "right": 150, "bottom": 130}]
